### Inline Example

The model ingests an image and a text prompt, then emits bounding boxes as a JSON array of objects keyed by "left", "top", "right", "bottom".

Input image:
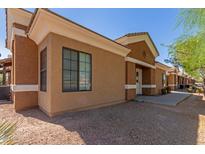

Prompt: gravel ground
[{"left": 0, "top": 94, "right": 205, "bottom": 145}]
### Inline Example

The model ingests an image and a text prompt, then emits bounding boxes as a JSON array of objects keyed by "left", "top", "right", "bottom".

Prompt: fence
[{"left": 0, "top": 86, "right": 10, "bottom": 100}]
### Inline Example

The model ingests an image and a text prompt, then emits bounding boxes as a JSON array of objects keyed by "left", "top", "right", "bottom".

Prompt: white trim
[
  {"left": 125, "top": 57, "right": 156, "bottom": 69},
  {"left": 11, "top": 84, "right": 38, "bottom": 92},
  {"left": 142, "top": 84, "right": 156, "bottom": 88},
  {"left": 125, "top": 84, "right": 136, "bottom": 89},
  {"left": 169, "top": 72, "right": 177, "bottom": 75},
  {"left": 28, "top": 9, "right": 130, "bottom": 57},
  {"left": 168, "top": 84, "right": 177, "bottom": 87},
  {"left": 10, "top": 27, "right": 26, "bottom": 50},
  {"left": 155, "top": 62, "right": 171, "bottom": 71},
  {"left": 6, "top": 8, "right": 32, "bottom": 49}
]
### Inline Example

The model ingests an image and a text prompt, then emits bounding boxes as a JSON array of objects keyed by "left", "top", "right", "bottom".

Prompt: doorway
[{"left": 136, "top": 68, "right": 142, "bottom": 95}]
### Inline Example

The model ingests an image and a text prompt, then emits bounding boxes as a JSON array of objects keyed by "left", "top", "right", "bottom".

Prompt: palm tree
[{"left": 0, "top": 121, "right": 16, "bottom": 145}]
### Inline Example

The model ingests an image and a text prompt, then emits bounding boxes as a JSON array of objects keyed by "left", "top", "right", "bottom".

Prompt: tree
[{"left": 167, "top": 9, "right": 205, "bottom": 85}]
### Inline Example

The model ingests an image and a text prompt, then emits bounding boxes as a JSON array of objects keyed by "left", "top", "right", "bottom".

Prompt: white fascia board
[
  {"left": 7, "top": 8, "right": 32, "bottom": 49},
  {"left": 125, "top": 84, "right": 136, "bottom": 89},
  {"left": 28, "top": 9, "right": 130, "bottom": 57},
  {"left": 156, "top": 63, "right": 170, "bottom": 71},
  {"left": 9, "top": 27, "right": 26, "bottom": 50},
  {"left": 11, "top": 84, "right": 38, "bottom": 92},
  {"left": 168, "top": 84, "right": 177, "bottom": 87},
  {"left": 125, "top": 57, "right": 156, "bottom": 69},
  {"left": 142, "top": 85, "right": 156, "bottom": 88}
]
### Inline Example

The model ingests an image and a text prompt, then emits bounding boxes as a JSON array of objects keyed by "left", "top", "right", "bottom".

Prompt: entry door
[{"left": 136, "top": 68, "right": 142, "bottom": 95}]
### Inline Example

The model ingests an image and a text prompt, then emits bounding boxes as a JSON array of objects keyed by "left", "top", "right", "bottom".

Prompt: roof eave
[{"left": 28, "top": 9, "right": 131, "bottom": 57}]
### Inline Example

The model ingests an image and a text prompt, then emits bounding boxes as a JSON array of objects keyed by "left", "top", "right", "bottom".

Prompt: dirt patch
[{"left": 0, "top": 94, "right": 205, "bottom": 144}]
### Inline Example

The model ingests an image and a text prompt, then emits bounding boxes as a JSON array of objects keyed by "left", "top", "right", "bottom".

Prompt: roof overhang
[
  {"left": 6, "top": 9, "right": 32, "bottom": 50},
  {"left": 28, "top": 9, "right": 130, "bottom": 57},
  {"left": 126, "top": 57, "right": 156, "bottom": 69},
  {"left": 155, "top": 62, "right": 171, "bottom": 71},
  {"left": 116, "top": 33, "right": 159, "bottom": 58}
]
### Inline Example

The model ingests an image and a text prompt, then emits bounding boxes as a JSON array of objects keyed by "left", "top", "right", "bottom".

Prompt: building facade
[{"left": 6, "top": 8, "right": 195, "bottom": 116}]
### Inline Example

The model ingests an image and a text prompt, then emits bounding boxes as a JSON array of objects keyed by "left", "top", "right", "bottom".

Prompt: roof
[
  {"left": 5, "top": 8, "right": 33, "bottom": 49},
  {"left": 26, "top": 8, "right": 131, "bottom": 57},
  {"left": 115, "top": 32, "right": 160, "bottom": 57},
  {"left": 116, "top": 32, "right": 149, "bottom": 40},
  {"left": 0, "top": 58, "right": 11, "bottom": 64},
  {"left": 155, "top": 61, "right": 171, "bottom": 70},
  {"left": 27, "top": 8, "right": 129, "bottom": 51}
]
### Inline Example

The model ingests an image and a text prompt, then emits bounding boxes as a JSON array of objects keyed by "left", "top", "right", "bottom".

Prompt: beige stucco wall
[
  {"left": 168, "top": 74, "right": 177, "bottom": 90},
  {"left": 155, "top": 67, "right": 166, "bottom": 95},
  {"left": 142, "top": 67, "right": 156, "bottom": 95},
  {"left": 38, "top": 33, "right": 52, "bottom": 114},
  {"left": 124, "top": 41, "right": 157, "bottom": 96},
  {"left": 38, "top": 32, "right": 126, "bottom": 116},
  {"left": 12, "top": 35, "right": 38, "bottom": 111},
  {"left": 125, "top": 61, "right": 136, "bottom": 100},
  {"left": 126, "top": 41, "right": 155, "bottom": 65}
]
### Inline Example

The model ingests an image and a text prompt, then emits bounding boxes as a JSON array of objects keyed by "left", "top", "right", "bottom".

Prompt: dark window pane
[
  {"left": 63, "top": 80, "right": 71, "bottom": 88},
  {"left": 63, "top": 70, "right": 70, "bottom": 81},
  {"left": 40, "top": 71, "right": 46, "bottom": 91},
  {"left": 71, "top": 61, "right": 78, "bottom": 70},
  {"left": 71, "top": 50, "right": 78, "bottom": 60},
  {"left": 62, "top": 47, "right": 91, "bottom": 92},
  {"left": 63, "top": 59, "right": 70, "bottom": 69},
  {"left": 85, "top": 54, "right": 90, "bottom": 63},
  {"left": 80, "top": 62, "right": 86, "bottom": 71},
  {"left": 85, "top": 63, "right": 90, "bottom": 71},
  {"left": 40, "top": 48, "right": 47, "bottom": 91},
  {"left": 80, "top": 84, "right": 86, "bottom": 91},
  {"left": 63, "top": 48, "right": 70, "bottom": 59},
  {"left": 79, "top": 72, "right": 86, "bottom": 84},
  {"left": 85, "top": 84, "right": 91, "bottom": 90},
  {"left": 71, "top": 71, "right": 77, "bottom": 81},
  {"left": 80, "top": 53, "right": 86, "bottom": 62}
]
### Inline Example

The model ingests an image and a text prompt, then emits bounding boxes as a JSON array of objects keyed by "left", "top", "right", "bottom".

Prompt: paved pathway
[
  {"left": 0, "top": 100, "right": 12, "bottom": 104},
  {"left": 135, "top": 91, "right": 192, "bottom": 106}
]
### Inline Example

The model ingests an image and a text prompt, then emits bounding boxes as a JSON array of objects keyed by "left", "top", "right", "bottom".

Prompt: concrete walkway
[
  {"left": 0, "top": 100, "right": 12, "bottom": 104},
  {"left": 135, "top": 91, "right": 192, "bottom": 106}
]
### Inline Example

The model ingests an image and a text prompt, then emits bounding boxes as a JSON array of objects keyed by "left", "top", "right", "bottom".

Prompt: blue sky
[{"left": 0, "top": 8, "right": 183, "bottom": 65}]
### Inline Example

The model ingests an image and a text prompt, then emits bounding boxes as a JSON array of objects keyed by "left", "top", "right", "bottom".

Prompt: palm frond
[{"left": 0, "top": 121, "right": 16, "bottom": 145}]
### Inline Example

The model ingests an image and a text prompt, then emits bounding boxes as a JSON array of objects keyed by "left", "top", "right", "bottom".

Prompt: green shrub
[
  {"left": 0, "top": 121, "right": 16, "bottom": 145},
  {"left": 166, "top": 86, "right": 171, "bottom": 93},
  {"left": 196, "top": 87, "right": 204, "bottom": 93},
  {"left": 161, "top": 88, "right": 167, "bottom": 95}
]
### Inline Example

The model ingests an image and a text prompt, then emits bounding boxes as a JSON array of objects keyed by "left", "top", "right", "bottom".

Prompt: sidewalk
[{"left": 135, "top": 91, "right": 192, "bottom": 106}]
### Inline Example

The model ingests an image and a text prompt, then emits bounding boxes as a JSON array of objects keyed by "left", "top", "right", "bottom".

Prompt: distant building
[{"left": 0, "top": 57, "right": 11, "bottom": 85}]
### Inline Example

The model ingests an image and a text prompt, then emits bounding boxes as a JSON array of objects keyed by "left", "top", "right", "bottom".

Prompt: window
[
  {"left": 62, "top": 47, "right": 91, "bottom": 92},
  {"left": 40, "top": 48, "right": 47, "bottom": 91}
]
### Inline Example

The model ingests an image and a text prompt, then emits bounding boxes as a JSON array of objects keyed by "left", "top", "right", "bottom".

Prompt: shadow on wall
[{"left": 19, "top": 94, "right": 205, "bottom": 145}]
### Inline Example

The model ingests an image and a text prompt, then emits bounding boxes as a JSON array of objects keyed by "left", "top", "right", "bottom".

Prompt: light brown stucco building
[{"left": 6, "top": 8, "right": 195, "bottom": 116}]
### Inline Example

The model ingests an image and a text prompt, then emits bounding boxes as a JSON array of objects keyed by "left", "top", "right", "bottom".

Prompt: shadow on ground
[{"left": 13, "top": 93, "right": 205, "bottom": 145}]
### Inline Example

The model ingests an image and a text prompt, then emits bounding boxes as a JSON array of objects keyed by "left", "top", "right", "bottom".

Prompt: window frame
[
  {"left": 62, "top": 47, "right": 92, "bottom": 92},
  {"left": 40, "top": 47, "right": 47, "bottom": 92}
]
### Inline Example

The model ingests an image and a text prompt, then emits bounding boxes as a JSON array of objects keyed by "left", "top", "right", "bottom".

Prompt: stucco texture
[
  {"left": 155, "top": 67, "right": 166, "bottom": 95},
  {"left": 38, "top": 33, "right": 126, "bottom": 116}
]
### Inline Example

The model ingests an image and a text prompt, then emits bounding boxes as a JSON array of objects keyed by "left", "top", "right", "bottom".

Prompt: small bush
[
  {"left": 0, "top": 121, "right": 16, "bottom": 145},
  {"left": 196, "top": 87, "right": 204, "bottom": 93},
  {"left": 161, "top": 88, "right": 167, "bottom": 95},
  {"left": 166, "top": 86, "right": 171, "bottom": 93}
]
